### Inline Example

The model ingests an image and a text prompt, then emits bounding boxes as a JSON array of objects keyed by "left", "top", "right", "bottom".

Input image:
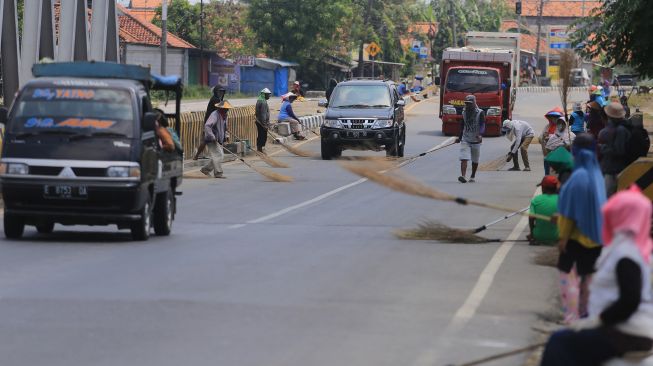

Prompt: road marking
[
  {"left": 413, "top": 186, "right": 542, "bottom": 366},
  {"left": 226, "top": 137, "right": 455, "bottom": 230}
]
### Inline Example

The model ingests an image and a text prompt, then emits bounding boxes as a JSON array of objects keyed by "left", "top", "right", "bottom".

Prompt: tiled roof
[
  {"left": 507, "top": 0, "right": 602, "bottom": 18},
  {"left": 127, "top": 0, "right": 168, "bottom": 22},
  {"left": 118, "top": 5, "right": 196, "bottom": 49}
]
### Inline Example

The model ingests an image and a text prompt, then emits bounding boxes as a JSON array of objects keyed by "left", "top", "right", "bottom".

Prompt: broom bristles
[
  {"left": 533, "top": 247, "right": 559, "bottom": 267},
  {"left": 282, "top": 143, "right": 315, "bottom": 158},
  {"left": 479, "top": 155, "right": 509, "bottom": 171},
  {"left": 257, "top": 152, "right": 290, "bottom": 168},
  {"left": 249, "top": 164, "right": 294, "bottom": 182},
  {"left": 395, "top": 221, "right": 490, "bottom": 243}
]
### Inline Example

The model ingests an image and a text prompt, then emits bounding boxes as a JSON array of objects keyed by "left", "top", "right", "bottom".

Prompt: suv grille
[{"left": 341, "top": 119, "right": 375, "bottom": 129}]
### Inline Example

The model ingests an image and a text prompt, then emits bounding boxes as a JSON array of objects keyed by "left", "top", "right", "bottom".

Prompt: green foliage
[
  {"left": 152, "top": 0, "right": 209, "bottom": 49},
  {"left": 570, "top": 0, "right": 653, "bottom": 77},
  {"left": 204, "top": 1, "right": 258, "bottom": 56}
]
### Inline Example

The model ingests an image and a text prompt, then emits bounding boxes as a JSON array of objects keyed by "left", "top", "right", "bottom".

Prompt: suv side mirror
[
  {"left": 433, "top": 77, "right": 441, "bottom": 86},
  {"left": 0, "top": 108, "right": 7, "bottom": 124},
  {"left": 318, "top": 98, "right": 328, "bottom": 107},
  {"left": 396, "top": 99, "right": 406, "bottom": 107},
  {"left": 143, "top": 112, "right": 158, "bottom": 132}
]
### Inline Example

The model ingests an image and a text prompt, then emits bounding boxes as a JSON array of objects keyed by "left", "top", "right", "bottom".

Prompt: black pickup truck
[
  {"left": 0, "top": 62, "right": 183, "bottom": 240},
  {"left": 319, "top": 79, "right": 406, "bottom": 159}
]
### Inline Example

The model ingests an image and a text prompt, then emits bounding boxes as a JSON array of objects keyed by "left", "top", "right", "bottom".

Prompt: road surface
[{"left": 0, "top": 90, "right": 585, "bottom": 366}]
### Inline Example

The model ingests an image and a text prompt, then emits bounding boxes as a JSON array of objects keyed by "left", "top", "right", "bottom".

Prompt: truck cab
[{"left": 0, "top": 62, "right": 183, "bottom": 241}]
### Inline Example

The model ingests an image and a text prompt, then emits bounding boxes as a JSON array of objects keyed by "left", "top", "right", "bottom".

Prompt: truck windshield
[
  {"left": 329, "top": 85, "right": 392, "bottom": 108},
  {"left": 10, "top": 87, "right": 135, "bottom": 138},
  {"left": 446, "top": 69, "right": 500, "bottom": 93}
]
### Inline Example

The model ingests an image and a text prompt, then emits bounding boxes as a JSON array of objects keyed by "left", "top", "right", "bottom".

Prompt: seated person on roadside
[
  {"left": 277, "top": 93, "right": 305, "bottom": 140},
  {"left": 540, "top": 185, "right": 653, "bottom": 366},
  {"left": 528, "top": 175, "right": 560, "bottom": 246},
  {"left": 152, "top": 109, "right": 175, "bottom": 152},
  {"left": 544, "top": 146, "right": 574, "bottom": 185}
]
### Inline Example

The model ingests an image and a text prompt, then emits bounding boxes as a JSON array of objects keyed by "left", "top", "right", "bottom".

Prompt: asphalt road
[{"left": 0, "top": 90, "right": 586, "bottom": 366}]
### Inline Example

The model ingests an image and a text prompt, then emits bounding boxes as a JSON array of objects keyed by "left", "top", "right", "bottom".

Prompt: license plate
[
  {"left": 349, "top": 131, "right": 360, "bottom": 138},
  {"left": 43, "top": 185, "right": 88, "bottom": 199}
]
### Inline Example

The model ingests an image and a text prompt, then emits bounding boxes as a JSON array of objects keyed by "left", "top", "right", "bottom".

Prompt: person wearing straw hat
[
  {"left": 541, "top": 185, "right": 653, "bottom": 366},
  {"left": 255, "top": 88, "right": 272, "bottom": 152},
  {"left": 598, "top": 102, "right": 631, "bottom": 196},
  {"left": 502, "top": 119, "right": 534, "bottom": 171},
  {"left": 201, "top": 100, "right": 233, "bottom": 178},
  {"left": 456, "top": 95, "right": 485, "bottom": 183}
]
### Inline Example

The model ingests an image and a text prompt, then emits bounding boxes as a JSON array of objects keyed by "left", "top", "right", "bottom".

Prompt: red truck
[{"left": 438, "top": 32, "right": 520, "bottom": 137}]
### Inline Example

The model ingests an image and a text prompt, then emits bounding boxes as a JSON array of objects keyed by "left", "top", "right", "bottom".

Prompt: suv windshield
[
  {"left": 10, "top": 87, "right": 135, "bottom": 138},
  {"left": 446, "top": 69, "right": 499, "bottom": 93},
  {"left": 329, "top": 85, "right": 392, "bottom": 108}
]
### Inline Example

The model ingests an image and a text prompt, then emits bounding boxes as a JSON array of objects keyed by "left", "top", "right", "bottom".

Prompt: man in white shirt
[{"left": 502, "top": 119, "right": 535, "bottom": 171}]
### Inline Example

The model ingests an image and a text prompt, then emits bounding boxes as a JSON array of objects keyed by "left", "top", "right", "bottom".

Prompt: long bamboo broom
[
  {"left": 230, "top": 132, "right": 290, "bottom": 168},
  {"left": 478, "top": 153, "right": 510, "bottom": 171},
  {"left": 221, "top": 144, "right": 293, "bottom": 182},
  {"left": 266, "top": 127, "right": 315, "bottom": 158},
  {"left": 340, "top": 161, "right": 551, "bottom": 221}
]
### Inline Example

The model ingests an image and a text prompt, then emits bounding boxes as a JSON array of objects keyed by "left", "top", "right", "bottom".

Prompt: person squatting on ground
[
  {"left": 456, "top": 95, "right": 485, "bottom": 183},
  {"left": 598, "top": 103, "right": 631, "bottom": 197},
  {"left": 528, "top": 175, "right": 560, "bottom": 246},
  {"left": 502, "top": 119, "right": 534, "bottom": 171},
  {"left": 277, "top": 93, "right": 305, "bottom": 140},
  {"left": 540, "top": 185, "right": 653, "bottom": 366},
  {"left": 194, "top": 86, "right": 226, "bottom": 160},
  {"left": 255, "top": 88, "right": 272, "bottom": 152},
  {"left": 541, "top": 107, "right": 564, "bottom": 175},
  {"left": 201, "top": 101, "right": 232, "bottom": 179},
  {"left": 545, "top": 117, "right": 575, "bottom": 154},
  {"left": 556, "top": 133, "right": 607, "bottom": 323}
]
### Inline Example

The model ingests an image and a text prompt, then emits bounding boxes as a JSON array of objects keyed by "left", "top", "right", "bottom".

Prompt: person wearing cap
[
  {"left": 541, "top": 185, "right": 653, "bottom": 365},
  {"left": 201, "top": 100, "right": 232, "bottom": 178},
  {"left": 291, "top": 81, "right": 305, "bottom": 98},
  {"left": 528, "top": 175, "right": 559, "bottom": 245},
  {"left": 456, "top": 95, "right": 485, "bottom": 183},
  {"left": 194, "top": 86, "right": 226, "bottom": 160},
  {"left": 569, "top": 102, "right": 586, "bottom": 134},
  {"left": 502, "top": 119, "right": 535, "bottom": 171},
  {"left": 255, "top": 88, "right": 272, "bottom": 152},
  {"left": 598, "top": 102, "right": 631, "bottom": 196},
  {"left": 277, "top": 93, "right": 304, "bottom": 140},
  {"left": 556, "top": 133, "right": 607, "bottom": 322},
  {"left": 541, "top": 107, "right": 564, "bottom": 174}
]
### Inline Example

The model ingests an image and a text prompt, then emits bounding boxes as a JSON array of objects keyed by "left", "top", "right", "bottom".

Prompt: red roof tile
[
  {"left": 118, "top": 4, "right": 195, "bottom": 49},
  {"left": 507, "top": 0, "right": 602, "bottom": 18}
]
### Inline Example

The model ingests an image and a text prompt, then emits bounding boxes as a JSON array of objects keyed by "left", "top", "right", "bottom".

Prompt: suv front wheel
[
  {"left": 321, "top": 140, "right": 341, "bottom": 160},
  {"left": 386, "top": 128, "right": 405, "bottom": 158}
]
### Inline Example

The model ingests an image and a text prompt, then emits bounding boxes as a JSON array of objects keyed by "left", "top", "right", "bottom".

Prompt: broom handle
[
  {"left": 449, "top": 341, "right": 547, "bottom": 366},
  {"left": 454, "top": 197, "right": 552, "bottom": 222},
  {"left": 220, "top": 143, "right": 256, "bottom": 171},
  {"left": 472, "top": 207, "right": 529, "bottom": 233}
]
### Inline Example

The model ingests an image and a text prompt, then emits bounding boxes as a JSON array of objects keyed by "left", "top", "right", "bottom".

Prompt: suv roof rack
[{"left": 347, "top": 77, "right": 393, "bottom": 82}]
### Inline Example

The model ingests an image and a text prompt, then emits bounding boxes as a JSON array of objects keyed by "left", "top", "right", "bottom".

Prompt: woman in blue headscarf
[{"left": 556, "top": 133, "right": 607, "bottom": 322}]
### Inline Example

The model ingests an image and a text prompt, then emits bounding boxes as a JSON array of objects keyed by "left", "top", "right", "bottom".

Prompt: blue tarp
[
  {"left": 240, "top": 67, "right": 275, "bottom": 96},
  {"left": 274, "top": 68, "right": 289, "bottom": 97}
]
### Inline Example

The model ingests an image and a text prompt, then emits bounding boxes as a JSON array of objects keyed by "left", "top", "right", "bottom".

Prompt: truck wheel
[
  {"left": 4, "top": 214, "right": 25, "bottom": 239},
  {"left": 153, "top": 188, "right": 174, "bottom": 236},
  {"left": 36, "top": 222, "right": 55, "bottom": 234},
  {"left": 131, "top": 198, "right": 152, "bottom": 241},
  {"left": 321, "top": 140, "right": 333, "bottom": 160},
  {"left": 386, "top": 137, "right": 399, "bottom": 157}
]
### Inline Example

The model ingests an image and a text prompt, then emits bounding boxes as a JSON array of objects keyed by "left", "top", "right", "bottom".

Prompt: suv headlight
[
  {"left": 323, "top": 119, "right": 343, "bottom": 129},
  {"left": 372, "top": 119, "right": 393, "bottom": 129},
  {"left": 486, "top": 106, "right": 502, "bottom": 116},
  {"left": 442, "top": 105, "right": 457, "bottom": 115},
  {"left": 107, "top": 166, "right": 141, "bottom": 178},
  {"left": 0, "top": 162, "right": 28, "bottom": 175}
]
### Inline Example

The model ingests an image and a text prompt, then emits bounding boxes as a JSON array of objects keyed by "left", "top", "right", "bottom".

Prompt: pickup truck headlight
[
  {"left": 372, "top": 119, "right": 394, "bottom": 129},
  {"left": 442, "top": 105, "right": 457, "bottom": 115},
  {"left": 323, "top": 119, "right": 343, "bottom": 129},
  {"left": 107, "top": 166, "right": 141, "bottom": 178},
  {"left": 0, "top": 162, "right": 28, "bottom": 175},
  {"left": 486, "top": 106, "right": 502, "bottom": 116}
]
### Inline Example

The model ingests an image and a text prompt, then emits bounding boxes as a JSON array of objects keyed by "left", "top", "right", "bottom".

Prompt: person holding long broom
[
  {"left": 456, "top": 95, "right": 485, "bottom": 183},
  {"left": 255, "top": 88, "right": 272, "bottom": 153},
  {"left": 200, "top": 100, "right": 232, "bottom": 179},
  {"left": 194, "top": 86, "right": 226, "bottom": 160},
  {"left": 502, "top": 119, "right": 535, "bottom": 171}
]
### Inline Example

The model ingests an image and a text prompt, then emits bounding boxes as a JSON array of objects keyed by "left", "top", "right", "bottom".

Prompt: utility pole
[
  {"left": 161, "top": 0, "right": 168, "bottom": 75},
  {"left": 449, "top": 0, "right": 458, "bottom": 47},
  {"left": 200, "top": 0, "right": 204, "bottom": 84},
  {"left": 357, "top": 0, "right": 374, "bottom": 77},
  {"left": 534, "top": 0, "right": 545, "bottom": 82}
]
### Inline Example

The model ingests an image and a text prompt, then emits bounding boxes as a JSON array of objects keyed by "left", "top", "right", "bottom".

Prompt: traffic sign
[{"left": 366, "top": 42, "right": 381, "bottom": 57}]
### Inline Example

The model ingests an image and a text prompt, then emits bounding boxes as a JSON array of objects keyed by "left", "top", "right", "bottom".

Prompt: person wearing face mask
[
  {"left": 455, "top": 95, "right": 485, "bottom": 183},
  {"left": 545, "top": 117, "right": 575, "bottom": 154},
  {"left": 255, "top": 88, "right": 272, "bottom": 152},
  {"left": 194, "top": 86, "right": 226, "bottom": 160},
  {"left": 541, "top": 107, "right": 564, "bottom": 175}
]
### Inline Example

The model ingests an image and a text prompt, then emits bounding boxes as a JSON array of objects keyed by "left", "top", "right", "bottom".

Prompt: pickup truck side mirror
[
  {"left": 0, "top": 108, "right": 7, "bottom": 124},
  {"left": 318, "top": 98, "right": 328, "bottom": 107},
  {"left": 396, "top": 99, "right": 406, "bottom": 107},
  {"left": 143, "top": 112, "right": 158, "bottom": 132}
]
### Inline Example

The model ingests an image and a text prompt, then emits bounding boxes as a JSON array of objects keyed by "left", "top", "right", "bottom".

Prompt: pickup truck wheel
[
  {"left": 36, "top": 222, "right": 55, "bottom": 234},
  {"left": 4, "top": 214, "right": 25, "bottom": 239},
  {"left": 321, "top": 140, "right": 333, "bottom": 160},
  {"left": 153, "top": 188, "right": 174, "bottom": 236},
  {"left": 131, "top": 199, "right": 152, "bottom": 241}
]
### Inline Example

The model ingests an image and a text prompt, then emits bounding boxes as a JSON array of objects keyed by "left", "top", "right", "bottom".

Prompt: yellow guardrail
[
  {"left": 179, "top": 106, "right": 257, "bottom": 158},
  {"left": 617, "top": 157, "right": 653, "bottom": 200}
]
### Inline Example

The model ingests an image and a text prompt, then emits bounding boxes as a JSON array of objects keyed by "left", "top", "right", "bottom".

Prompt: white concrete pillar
[{"left": 19, "top": 0, "right": 42, "bottom": 86}]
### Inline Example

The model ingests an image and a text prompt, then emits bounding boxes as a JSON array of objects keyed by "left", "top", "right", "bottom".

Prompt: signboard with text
[
  {"left": 549, "top": 27, "right": 570, "bottom": 49},
  {"left": 234, "top": 56, "right": 256, "bottom": 67}
]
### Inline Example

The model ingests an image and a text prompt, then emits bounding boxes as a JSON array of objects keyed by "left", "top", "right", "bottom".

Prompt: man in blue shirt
[{"left": 277, "top": 93, "right": 304, "bottom": 140}]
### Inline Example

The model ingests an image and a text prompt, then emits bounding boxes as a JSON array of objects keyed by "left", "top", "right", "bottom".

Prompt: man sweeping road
[
  {"left": 502, "top": 119, "right": 535, "bottom": 171},
  {"left": 255, "top": 88, "right": 272, "bottom": 152},
  {"left": 456, "top": 95, "right": 485, "bottom": 183}
]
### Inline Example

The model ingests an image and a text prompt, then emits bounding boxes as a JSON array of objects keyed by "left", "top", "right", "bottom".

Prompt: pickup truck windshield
[
  {"left": 446, "top": 69, "right": 500, "bottom": 93},
  {"left": 10, "top": 87, "right": 135, "bottom": 138},
  {"left": 329, "top": 85, "right": 392, "bottom": 108}
]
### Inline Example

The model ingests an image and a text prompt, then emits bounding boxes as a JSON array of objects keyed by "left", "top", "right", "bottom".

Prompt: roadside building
[{"left": 240, "top": 58, "right": 299, "bottom": 97}]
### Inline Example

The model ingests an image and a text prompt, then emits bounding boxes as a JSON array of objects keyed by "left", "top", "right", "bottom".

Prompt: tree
[
  {"left": 570, "top": 0, "right": 653, "bottom": 77},
  {"left": 204, "top": 1, "right": 258, "bottom": 57},
  {"left": 152, "top": 0, "right": 207, "bottom": 49}
]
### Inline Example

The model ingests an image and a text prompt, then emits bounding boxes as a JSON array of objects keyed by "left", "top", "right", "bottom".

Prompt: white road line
[
  {"left": 413, "top": 187, "right": 542, "bottom": 366},
  {"left": 226, "top": 137, "right": 456, "bottom": 230}
]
